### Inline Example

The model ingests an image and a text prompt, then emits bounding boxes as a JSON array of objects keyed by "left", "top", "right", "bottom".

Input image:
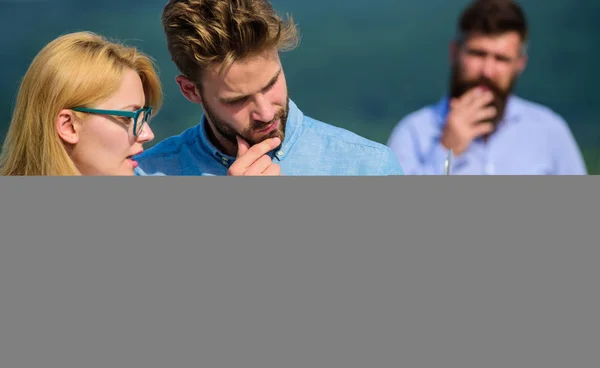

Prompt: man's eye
[
  {"left": 226, "top": 97, "right": 247, "bottom": 105},
  {"left": 468, "top": 50, "right": 486, "bottom": 57}
]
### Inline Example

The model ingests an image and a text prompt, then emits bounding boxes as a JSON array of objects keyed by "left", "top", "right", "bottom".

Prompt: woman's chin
[{"left": 107, "top": 167, "right": 136, "bottom": 176}]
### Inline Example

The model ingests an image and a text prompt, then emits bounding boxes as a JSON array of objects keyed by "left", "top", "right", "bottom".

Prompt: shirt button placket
[{"left": 483, "top": 145, "right": 494, "bottom": 175}]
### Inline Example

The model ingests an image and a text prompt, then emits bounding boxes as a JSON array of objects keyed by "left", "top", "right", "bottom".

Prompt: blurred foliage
[{"left": 1, "top": 0, "right": 598, "bottom": 173}]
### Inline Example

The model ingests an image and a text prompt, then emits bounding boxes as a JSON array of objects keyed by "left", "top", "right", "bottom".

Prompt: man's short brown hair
[
  {"left": 162, "top": 0, "right": 299, "bottom": 88},
  {"left": 457, "top": 0, "right": 528, "bottom": 47}
]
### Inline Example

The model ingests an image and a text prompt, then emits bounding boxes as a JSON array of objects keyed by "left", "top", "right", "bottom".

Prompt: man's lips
[{"left": 256, "top": 120, "right": 279, "bottom": 134}]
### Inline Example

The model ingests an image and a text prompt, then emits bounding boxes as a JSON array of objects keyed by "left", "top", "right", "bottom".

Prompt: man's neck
[{"left": 204, "top": 122, "right": 237, "bottom": 157}]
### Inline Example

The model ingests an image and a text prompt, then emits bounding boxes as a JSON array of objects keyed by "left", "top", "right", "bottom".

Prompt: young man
[
  {"left": 135, "top": 0, "right": 403, "bottom": 176},
  {"left": 387, "top": 0, "right": 587, "bottom": 175}
]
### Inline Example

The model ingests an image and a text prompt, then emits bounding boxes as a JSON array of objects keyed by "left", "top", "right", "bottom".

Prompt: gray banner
[{"left": 1, "top": 177, "right": 598, "bottom": 368}]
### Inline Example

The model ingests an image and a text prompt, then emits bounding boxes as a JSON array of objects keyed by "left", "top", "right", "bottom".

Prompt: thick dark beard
[
  {"left": 449, "top": 64, "right": 517, "bottom": 129},
  {"left": 201, "top": 93, "right": 289, "bottom": 149}
]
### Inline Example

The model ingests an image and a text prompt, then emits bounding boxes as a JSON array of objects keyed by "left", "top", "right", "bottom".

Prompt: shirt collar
[
  {"left": 435, "top": 94, "right": 522, "bottom": 128},
  {"left": 196, "top": 99, "right": 304, "bottom": 163}
]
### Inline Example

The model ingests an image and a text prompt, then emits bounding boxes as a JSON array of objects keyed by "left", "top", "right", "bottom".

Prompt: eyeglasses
[{"left": 71, "top": 106, "right": 153, "bottom": 137}]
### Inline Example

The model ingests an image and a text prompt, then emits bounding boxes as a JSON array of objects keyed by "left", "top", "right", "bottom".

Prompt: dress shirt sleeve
[{"left": 548, "top": 115, "right": 588, "bottom": 175}]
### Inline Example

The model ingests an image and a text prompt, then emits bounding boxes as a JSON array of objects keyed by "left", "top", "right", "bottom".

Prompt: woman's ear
[{"left": 56, "top": 109, "right": 80, "bottom": 144}]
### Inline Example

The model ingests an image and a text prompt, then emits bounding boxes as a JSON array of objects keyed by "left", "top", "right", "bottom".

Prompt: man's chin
[
  {"left": 245, "top": 134, "right": 283, "bottom": 147},
  {"left": 249, "top": 127, "right": 285, "bottom": 144}
]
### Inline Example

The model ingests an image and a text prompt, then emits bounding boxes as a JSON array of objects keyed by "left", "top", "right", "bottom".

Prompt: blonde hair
[
  {"left": 0, "top": 31, "right": 163, "bottom": 176},
  {"left": 162, "top": 0, "right": 299, "bottom": 87}
]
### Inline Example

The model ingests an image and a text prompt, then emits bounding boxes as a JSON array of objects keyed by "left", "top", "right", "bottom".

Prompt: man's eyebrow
[
  {"left": 220, "top": 68, "right": 281, "bottom": 103},
  {"left": 262, "top": 68, "right": 281, "bottom": 91},
  {"left": 465, "top": 47, "right": 515, "bottom": 61}
]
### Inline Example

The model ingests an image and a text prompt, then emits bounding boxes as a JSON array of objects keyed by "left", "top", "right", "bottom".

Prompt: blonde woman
[{"left": 0, "top": 31, "right": 162, "bottom": 175}]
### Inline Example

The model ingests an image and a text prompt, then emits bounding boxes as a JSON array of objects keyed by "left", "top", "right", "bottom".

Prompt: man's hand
[
  {"left": 227, "top": 136, "right": 282, "bottom": 176},
  {"left": 441, "top": 87, "right": 497, "bottom": 155}
]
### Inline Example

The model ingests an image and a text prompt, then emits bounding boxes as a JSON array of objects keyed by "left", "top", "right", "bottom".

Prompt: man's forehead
[
  {"left": 204, "top": 51, "right": 281, "bottom": 92},
  {"left": 463, "top": 32, "right": 523, "bottom": 55}
]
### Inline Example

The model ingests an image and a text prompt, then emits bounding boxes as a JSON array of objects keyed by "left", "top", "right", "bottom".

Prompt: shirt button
[{"left": 276, "top": 151, "right": 283, "bottom": 158}]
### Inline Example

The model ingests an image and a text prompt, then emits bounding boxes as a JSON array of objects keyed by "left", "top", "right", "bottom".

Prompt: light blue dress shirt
[
  {"left": 387, "top": 95, "right": 587, "bottom": 175},
  {"left": 134, "top": 99, "right": 403, "bottom": 176}
]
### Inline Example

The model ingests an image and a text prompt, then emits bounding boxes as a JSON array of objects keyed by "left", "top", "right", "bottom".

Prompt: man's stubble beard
[{"left": 201, "top": 92, "right": 289, "bottom": 149}]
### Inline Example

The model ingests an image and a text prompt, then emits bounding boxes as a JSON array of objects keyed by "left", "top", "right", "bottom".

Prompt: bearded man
[{"left": 387, "top": 0, "right": 586, "bottom": 175}]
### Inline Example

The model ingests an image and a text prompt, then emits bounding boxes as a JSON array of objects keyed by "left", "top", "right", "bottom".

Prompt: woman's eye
[{"left": 119, "top": 116, "right": 132, "bottom": 125}]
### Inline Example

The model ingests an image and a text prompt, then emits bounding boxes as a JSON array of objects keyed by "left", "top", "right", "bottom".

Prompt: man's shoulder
[
  {"left": 294, "top": 116, "right": 403, "bottom": 175},
  {"left": 137, "top": 125, "right": 199, "bottom": 161},
  {"left": 133, "top": 124, "right": 207, "bottom": 175},
  {"left": 400, "top": 103, "right": 440, "bottom": 124},
  {"left": 510, "top": 95, "right": 576, "bottom": 141},
  {"left": 389, "top": 102, "right": 443, "bottom": 138},
  {"left": 387, "top": 102, "right": 444, "bottom": 144},
  {"left": 511, "top": 96, "right": 567, "bottom": 124},
  {"left": 304, "top": 116, "right": 392, "bottom": 154}
]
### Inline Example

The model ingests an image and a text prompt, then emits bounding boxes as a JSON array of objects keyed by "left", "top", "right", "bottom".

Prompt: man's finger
[
  {"left": 459, "top": 86, "right": 483, "bottom": 107},
  {"left": 247, "top": 137, "right": 281, "bottom": 157},
  {"left": 469, "top": 106, "right": 497, "bottom": 125},
  {"left": 236, "top": 135, "right": 251, "bottom": 159},
  {"left": 470, "top": 90, "right": 495, "bottom": 110},
  {"left": 245, "top": 154, "right": 274, "bottom": 176},
  {"left": 261, "top": 163, "right": 281, "bottom": 176},
  {"left": 233, "top": 137, "right": 281, "bottom": 170},
  {"left": 471, "top": 122, "right": 495, "bottom": 138}
]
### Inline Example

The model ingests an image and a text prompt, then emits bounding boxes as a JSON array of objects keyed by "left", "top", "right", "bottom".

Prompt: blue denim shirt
[
  {"left": 134, "top": 99, "right": 403, "bottom": 176},
  {"left": 387, "top": 95, "right": 587, "bottom": 175}
]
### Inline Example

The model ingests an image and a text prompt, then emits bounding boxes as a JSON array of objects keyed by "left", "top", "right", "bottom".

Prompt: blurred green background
[{"left": 1, "top": 0, "right": 598, "bottom": 173}]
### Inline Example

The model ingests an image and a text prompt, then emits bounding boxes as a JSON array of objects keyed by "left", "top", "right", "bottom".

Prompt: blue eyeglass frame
[{"left": 71, "top": 106, "right": 153, "bottom": 137}]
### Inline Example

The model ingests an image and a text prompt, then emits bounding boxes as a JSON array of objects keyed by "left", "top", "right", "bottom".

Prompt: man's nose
[
  {"left": 481, "top": 56, "right": 498, "bottom": 80},
  {"left": 251, "top": 95, "right": 275, "bottom": 122}
]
